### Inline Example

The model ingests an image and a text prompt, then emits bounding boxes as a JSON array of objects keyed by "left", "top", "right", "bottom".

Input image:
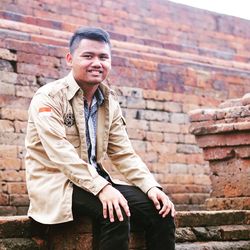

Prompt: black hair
[{"left": 69, "top": 27, "right": 111, "bottom": 54}]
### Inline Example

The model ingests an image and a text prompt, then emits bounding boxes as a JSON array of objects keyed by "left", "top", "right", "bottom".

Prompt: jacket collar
[
  {"left": 65, "top": 71, "right": 110, "bottom": 102},
  {"left": 65, "top": 71, "right": 81, "bottom": 101}
]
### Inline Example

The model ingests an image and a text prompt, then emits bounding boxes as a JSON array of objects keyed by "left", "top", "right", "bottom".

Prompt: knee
[
  {"left": 150, "top": 212, "right": 175, "bottom": 231},
  {"left": 99, "top": 210, "right": 130, "bottom": 227},
  {"left": 160, "top": 213, "right": 176, "bottom": 232}
]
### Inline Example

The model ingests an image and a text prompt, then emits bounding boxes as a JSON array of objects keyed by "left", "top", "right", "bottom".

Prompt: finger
[
  {"left": 119, "top": 199, "right": 131, "bottom": 217},
  {"left": 159, "top": 196, "right": 171, "bottom": 217},
  {"left": 102, "top": 201, "right": 108, "bottom": 219},
  {"left": 108, "top": 201, "right": 114, "bottom": 222},
  {"left": 113, "top": 201, "right": 124, "bottom": 221},
  {"left": 162, "top": 201, "right": 174, "bottom": 218},
  {"left": 159, "top": 201, "right": 168, "bottom": 215},
  {"left": 171, "top": 204, "right": 176, "bottom": 217},
  {"left": 162, "top": 206, "right": 171, "bottom": 218},
  {"left": 151, "top": 196, "right": 161, "bottom": 210}
]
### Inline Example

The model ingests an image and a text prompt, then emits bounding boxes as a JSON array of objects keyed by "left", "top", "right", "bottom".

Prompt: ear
[{"left": 66, "top": 52, "right": 73, "bottom": 67}]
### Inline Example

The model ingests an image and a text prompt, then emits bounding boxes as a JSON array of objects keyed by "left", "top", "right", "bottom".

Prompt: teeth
[{"left": 89, "top": 70, "right": 102, "bottom": 73}]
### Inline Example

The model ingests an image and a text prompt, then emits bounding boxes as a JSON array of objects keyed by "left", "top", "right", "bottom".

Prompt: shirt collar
[{"left": 95, "top": 87, "right": 104, "bottom": 106}]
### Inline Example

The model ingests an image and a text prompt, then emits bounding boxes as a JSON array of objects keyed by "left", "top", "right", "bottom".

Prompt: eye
[
  {"left": 82, "top": 54, "right": 92, "bottom": 59},
  {"left": 100, "top": 55, "right": 109, "bottom": 60}
]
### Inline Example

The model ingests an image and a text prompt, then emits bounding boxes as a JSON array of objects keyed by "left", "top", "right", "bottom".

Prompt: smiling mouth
[{"left": 88, "top": 70, "right": 103, "bottom": 74}]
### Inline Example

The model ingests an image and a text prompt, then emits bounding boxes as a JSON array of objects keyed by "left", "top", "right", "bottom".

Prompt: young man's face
[{"left": 66, "top": 39, "right": 111, "bottom": 87}]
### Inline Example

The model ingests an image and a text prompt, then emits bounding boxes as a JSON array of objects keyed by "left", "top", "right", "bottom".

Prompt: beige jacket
[{"left": 25, "top": 72, "right": 161, "bottom": 224}]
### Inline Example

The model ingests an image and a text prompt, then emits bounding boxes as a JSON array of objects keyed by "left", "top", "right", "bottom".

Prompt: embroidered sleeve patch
[{"left": 38, "top": 107, "right": 52, "bottom": 117}]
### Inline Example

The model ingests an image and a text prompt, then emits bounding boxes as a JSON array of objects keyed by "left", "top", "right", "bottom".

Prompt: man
[{"left": 25, "top": 27, "right": 175, "bottom": 250}]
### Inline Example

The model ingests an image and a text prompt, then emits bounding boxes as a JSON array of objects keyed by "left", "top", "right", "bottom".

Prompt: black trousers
[{"left": 72, "top": 184, "right": 175, "bottom": 250}]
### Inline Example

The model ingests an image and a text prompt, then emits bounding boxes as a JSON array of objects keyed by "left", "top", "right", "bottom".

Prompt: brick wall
[{"left": 1, "top": 0, "right": 250, "bottom": 215}]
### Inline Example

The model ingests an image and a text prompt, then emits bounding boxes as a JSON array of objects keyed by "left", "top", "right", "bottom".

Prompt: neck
[{"left": 81, "top": 84, "right": 99, "bottom": 107}]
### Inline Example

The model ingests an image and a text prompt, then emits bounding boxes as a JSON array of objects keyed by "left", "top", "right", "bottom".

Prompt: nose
[{"left": 91, "top": 57, "right": 102, "bottom": 67}]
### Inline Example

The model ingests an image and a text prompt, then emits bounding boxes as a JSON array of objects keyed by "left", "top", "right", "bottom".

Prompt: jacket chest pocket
[{"left": 64, "top": 110, "right": 81, "bottom": 154}]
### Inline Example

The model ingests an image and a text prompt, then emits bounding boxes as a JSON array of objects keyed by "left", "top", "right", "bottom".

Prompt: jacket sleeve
[
  {"left": 27, "top": 92, "right": 109, "bottom": 195},
  {"left": 107, "top": 98, "right": 162, "bottom": 193}
]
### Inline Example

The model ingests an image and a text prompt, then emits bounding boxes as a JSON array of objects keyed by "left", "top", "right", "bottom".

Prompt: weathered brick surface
[
  {"left": 1, "top": 0, "right": 250, "bottom": 215},
  {"left": 190, "top": 94, "right": 250, "bottom": 210}
]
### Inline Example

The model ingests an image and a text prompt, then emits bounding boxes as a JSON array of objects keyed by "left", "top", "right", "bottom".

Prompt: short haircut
[{"left": 69, "top": 27, "right": 111, "bottom": 54}]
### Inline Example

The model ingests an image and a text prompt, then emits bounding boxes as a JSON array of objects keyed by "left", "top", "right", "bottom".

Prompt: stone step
[
  {"left": 1, "top": 238, "right": 249, "bottom": 250},
  {"left": 176, "top": 225, "right": 250, "bottom": 242},
  {"left": 1, "top": 211, "right": 249, "bottom": 238},
  {"left": 0, "top": 238, "right": 46, "bottom": 250},
  {"left": 176, "top": 210, "right": 250, "bottom": 227},
  {"left": 2, "top": 9, "right": 250, "bottom": 64},
  {"left": 176, "top": 241, "right": 250, "bottom": 250},
  {"left": 1, "top": 21, "right": 250, "bottom": 72},
  {"left": 0, "top": 211, "right": 249, "bottom": 249}
]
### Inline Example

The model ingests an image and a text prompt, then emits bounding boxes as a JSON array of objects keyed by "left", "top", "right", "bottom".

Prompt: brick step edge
[
  {"left": 176, "top": 225, "right": 250, "bottom": 242},
  {"left": 176, "top": 240, "right": 250, "bottom": 250}
]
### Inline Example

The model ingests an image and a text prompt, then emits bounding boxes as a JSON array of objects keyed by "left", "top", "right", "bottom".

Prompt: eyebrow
[{"left": 80, "top": 52, "right": 110, "bottom": 56}]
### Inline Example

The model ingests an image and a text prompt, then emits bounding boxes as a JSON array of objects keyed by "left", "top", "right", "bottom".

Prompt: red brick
[
  {"left": 193, "top": 174, "right": 211, "bottom": 185},
  {"left": 15, "top": 85, "right": 38, "bottom": 98},
  {"left": 0, "top": 145, "right": 18, "bottom": 158},
  {"left": 0, "top": 95, "right": 31, "bottom": 109},
  {"left": 188, "top": 164, "right": 210, "bottom": 175},
  {"left": 126, "top": 97, "right": 146, "bottom": 109},
  {"left": 150, "top": 121, "right": 181, "bottom": 133},
  {"left": 0, "top": 108, "right": 28, "bottom": 121},
  {"left": 128, "top": 58, "right": 157, "bottom": 71},
  {"left": 17, "top": 52, "right": 61, "bottom": 67},
  {"left": 127, "top": 128, "right": 146, "bottom": 140},
  {"left": 130, "top": 140, "right": 146, "bottom": 153},
  {"left": 0, "top": 48, "right": 17, "bottom": 61},
  {"left": 171, "top": 193, "right": 190, "bottom": 204},
  {"left": 0, "top": 120, "right": 14, "bottom": 132},
  {"left": 138, "top": 151, "right": 158, "bottom": 164},
  {"left": 169, "top": 163, "right": 188, "bottom": 174},
  {"left": 0, "top": 206, "right": 17, "bottom": 215},
  {"left": 10, "top": 194, "right": 29, "bottom": 206},
  {"left": 196, "top": 132, "right": 250, "bottom": 148},
  {"left": 164, "top": 133, "right": 179, "bottom": 143},
  {"left": 146, "top": 131, "right": 163, "bottom": 142},
  {"left": 0, "top": 170, "right": 24, "bottom": 182},
  {"left": 159, "top": 153, "right": 187, "bottom": 164},
  {"left": 0, "top": 193, "right": 9, "bottom": 205},
  {"left": 143, "top": 89, "right": 173, "bottom": 101},
  {"left": 147, "top": 142, "right": 177, "bottom": 154},
  {"left": 127, "top": 119, "right": 148, "bottom": 130},
  {"left": 0, "top": 82, "right": 15, "bottom": 95},
  {"left": 164, "top": 101, "right": 182, "bottom": 113},
  {"left": 146, "top": 100, "right": 164, "bottom": 110},
  {"left": 170, "top": 113, "right": 189, "bottom": 124},
  {"left": 16, "top": 74, "right": 36, "bottom": 86},
  {"left": 189, "top": 108, "right": 216, "bottom": 122},
  {"left": 14, "top": 121, "right": 27, "bottom": 133},
  {"left": 31, "top": 34, "right": 67, "bottom": 47},
  {"left": 186, "top": 154, "right": 205, "bottom": 164},
  {"left": 7, "top": 182, "right": 27, "bottom": 194},
  {"left": 17, "top": 63, "right": 59, "bottom": 79},
  {"left": 0, "top": 158, "right": 21, "bottom": 170},
  {"left": 0, "top": 71, "right": 17, "bottom": 84}
]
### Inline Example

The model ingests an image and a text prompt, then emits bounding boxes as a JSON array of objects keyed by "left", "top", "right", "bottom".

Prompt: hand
[
  {"left": 98, "top": 184, "right": 131, "bottom": 222},
  {"left": 147, "top": 187, "right": 176, "bottom": 218}
]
